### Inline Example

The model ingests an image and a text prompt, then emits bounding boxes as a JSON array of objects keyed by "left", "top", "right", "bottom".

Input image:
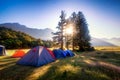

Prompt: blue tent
[
  {"left": 53, "top": 49, "right": 66, "bottom": 58},
  {"left": 53, "top": 49, "right": 75, "bottom": 59},
  {"left": 17, "top": 46, "right": 55, "bottom": 67},
  {"left": 65, "top": 50, "right": 75, "bottom": 57},
  {"left": 0, "top": 45, "right": 6, "bottom": 56}
]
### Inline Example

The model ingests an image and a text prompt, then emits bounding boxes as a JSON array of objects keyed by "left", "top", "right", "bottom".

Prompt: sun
[
  {"left": 65, "top": 25, "right": 73, "bottom": 35},
  {"left": 66, "top": 27, "right": 73, "bottom": 34}
]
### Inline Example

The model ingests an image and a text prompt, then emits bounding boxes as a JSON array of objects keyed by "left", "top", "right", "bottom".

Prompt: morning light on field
[{"left": 0, "top": 0, "right": 120, "bottom": 80}]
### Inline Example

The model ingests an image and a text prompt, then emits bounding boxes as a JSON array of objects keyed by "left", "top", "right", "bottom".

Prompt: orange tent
[{"left": 11, "top": 50, "right": 25, "bottom": 58}]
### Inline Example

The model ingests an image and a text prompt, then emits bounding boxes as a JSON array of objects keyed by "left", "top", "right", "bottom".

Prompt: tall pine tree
[
  {"left": 70, "top": 12, "right": 77, "bottom": 50},
  {"left": 53, "top": 11, "right": 94, "bottom": 51},
  {"left": 74, "top": 11, "right": 91, "bottom": 51},
  {"left": 52, "top": 10, "right": 66, "bottom": 50}
]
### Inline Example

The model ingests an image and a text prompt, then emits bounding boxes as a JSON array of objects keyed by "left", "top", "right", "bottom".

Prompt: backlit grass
[{"left": 95, "top": 46, "right": 120, "bottom": 51}]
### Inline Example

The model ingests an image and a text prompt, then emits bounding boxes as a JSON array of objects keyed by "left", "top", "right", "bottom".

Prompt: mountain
[
  {"left": 90, "top": 37, "right": 116, "bottom": 46},
  {"left": 101, "top": 38, "right": 120, "bottom": 46},
  {"left": 0, "top": 23, "right": 117, "bottom": 46},
  {"left": 0, "top": 23, "right": 53, "bottom": 40}
]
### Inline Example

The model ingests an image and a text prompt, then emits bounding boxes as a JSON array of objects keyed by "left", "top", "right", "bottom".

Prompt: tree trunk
[
  {"left": 72, "top": 39, "right": 75, "bottom": 51},
  {"left": 61, "top": 25, "right": 64, "bottom": 50},
  {"left": 78, "top": 42, "right": 85, "bottom": 51},
  {"left": 61, "top": 41, "right": 63, "bottom": 50}
]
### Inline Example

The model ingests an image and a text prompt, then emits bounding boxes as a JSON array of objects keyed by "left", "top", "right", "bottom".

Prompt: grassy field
[
  {"left": 94, "top": 46, "right": 120, "bottom": 51},
  {"left": 0, "top": 48, "right": 120, "bottom": 80}
]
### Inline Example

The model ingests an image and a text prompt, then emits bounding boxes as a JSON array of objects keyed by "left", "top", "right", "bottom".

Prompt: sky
[{"left": 0, "top": 0, "right": 120, "bottom": 39}]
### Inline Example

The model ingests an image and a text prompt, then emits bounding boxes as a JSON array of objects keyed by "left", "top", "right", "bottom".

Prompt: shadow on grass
[
  {"left": 94, "top": 51, "right": 120, "bottom": 66},
  {"left": 37, "top": 62, "right": 113, "bottom": 80},
  {"left": 37, "top": 53, "right": 120, "bottom": 80},
  {"left": 80, "top": 51, "right": 120, "bottom": 66},
  {"left": 0, "top": 56, "right": 58, "bottom": 80},
  {"left": 37, "top": 58, "right": 116, "bottom": 80},
  {"left": 0, "top": 61, "right": 16, "bottom": 68},
  {"left": 86, "top": 64, "right": 120, "bottom": 80},
  {"left": 0, "top": 56, "right": 18, "bottom": 69},
  {"left": 0, "top": 63, "right": 36, "bottom": 80},
  {"left": 0, "top": 56, "right": 36, "bottom": 80},
  {"left": 0, "top": 57, "right": 18, "bottom": 62}
]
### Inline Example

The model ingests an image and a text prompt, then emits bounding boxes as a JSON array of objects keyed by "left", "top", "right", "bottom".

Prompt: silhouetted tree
[
  {"left": 70, "top": 12, "right": 78, "bottom": 50},
  {"left": 52, "top": 10, "right": 66, "bottom": 49},
  {"left": 74, "top": 11, "right": 91, "bottom": 51},
  {"left": 53, "top": 11, "right": 94, "bottom": 51}
]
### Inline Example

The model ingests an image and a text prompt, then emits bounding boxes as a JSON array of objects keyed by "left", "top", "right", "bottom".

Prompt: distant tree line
[
  {"left": 53, "top": 11, "right": 94, "bottom": 51},
  {"left": 0, "top": 27, "right": 53, "bottom": 49}
]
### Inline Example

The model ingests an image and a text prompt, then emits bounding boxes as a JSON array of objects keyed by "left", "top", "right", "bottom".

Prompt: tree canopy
[{"left": 53, "top": 11, "right": 94, "bottom": 51}]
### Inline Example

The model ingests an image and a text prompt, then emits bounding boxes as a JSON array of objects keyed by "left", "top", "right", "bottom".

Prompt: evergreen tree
[
  {"left": 75, "top": 11, "right": 91, "bottom": 51},
  {"left": 53, "top": 11, "right": 94, "bottom": 51},
  {"left": 70, "top": 12, "right": 77, "bottom": 50},
  {"left": 52, "top": 10, "right": 66, "bottom": 49}
]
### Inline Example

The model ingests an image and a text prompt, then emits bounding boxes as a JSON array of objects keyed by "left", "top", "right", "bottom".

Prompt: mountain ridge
[
  {"left": 101, "top": 38, "right": 120, "bottom": 46},
  {"left": 91, "top": 37, "right": 116, "bottom": 46},
  {"left": 0, "top": 23, "right": 53, "bottom": 40},
  {"left": 0, "top": 23, "right": 118, "bottom": 46}
]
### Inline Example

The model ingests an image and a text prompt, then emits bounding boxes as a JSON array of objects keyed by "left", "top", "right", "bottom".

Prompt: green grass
[{"left": 0, "top": 50, "right": 120, "bottom": 80}]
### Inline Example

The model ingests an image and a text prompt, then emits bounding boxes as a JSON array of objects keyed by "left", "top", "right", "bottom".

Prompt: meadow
[{"left": 0, "top": 47, "right": 120, "bottom": 80}]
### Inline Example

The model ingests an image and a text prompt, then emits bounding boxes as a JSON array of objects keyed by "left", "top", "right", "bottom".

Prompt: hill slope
[
  {"left": 0, "top": 23, "right": 53, "bottom": 40},
  {"left": 102, "top": 38, "right": 120, "bottom": 46},
  {"left": 0, "top": 27, "right": 36, "bottom": 49},
  {"left": 91, "top": 37, "right": 116, "bottom": 46}
]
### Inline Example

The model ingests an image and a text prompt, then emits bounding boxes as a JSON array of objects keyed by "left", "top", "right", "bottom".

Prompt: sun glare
[{"left": 66, "top": 26, "right": 73, "bottom": 34}]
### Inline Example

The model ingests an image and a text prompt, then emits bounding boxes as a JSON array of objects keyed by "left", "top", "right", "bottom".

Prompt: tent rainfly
[
  {"left": 17, "top": 46, "right": 55, "bottom": 67},
  {"left": 11, "top": 50, "right": 25, "bottom": 58}
]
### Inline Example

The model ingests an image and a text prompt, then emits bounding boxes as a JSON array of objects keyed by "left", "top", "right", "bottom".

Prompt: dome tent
[
  {"left": 17, "top": 46, "right": 55, "bottom": 67},
  {"left": 11, "top": 50, "right": 25, "bottom": 58},
  {"left": 53, "top": 49, "right": 75, "bottom": 59},
  {"left": 65, "top": 50, "right": 75, "bottom": 57},
  {"left": 53, "top": 49, "right": 66, "bottom": 58},
  {"left": 0, "top": 45, "right": 6, "bottom": 56}
]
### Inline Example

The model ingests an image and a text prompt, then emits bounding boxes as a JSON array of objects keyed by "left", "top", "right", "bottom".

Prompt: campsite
[
  {"left": 0, "top": 0, "right": 120, "bottom": 80},
  {"left": 0, "top": 47, "right": 120, "bottom": 80}
]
